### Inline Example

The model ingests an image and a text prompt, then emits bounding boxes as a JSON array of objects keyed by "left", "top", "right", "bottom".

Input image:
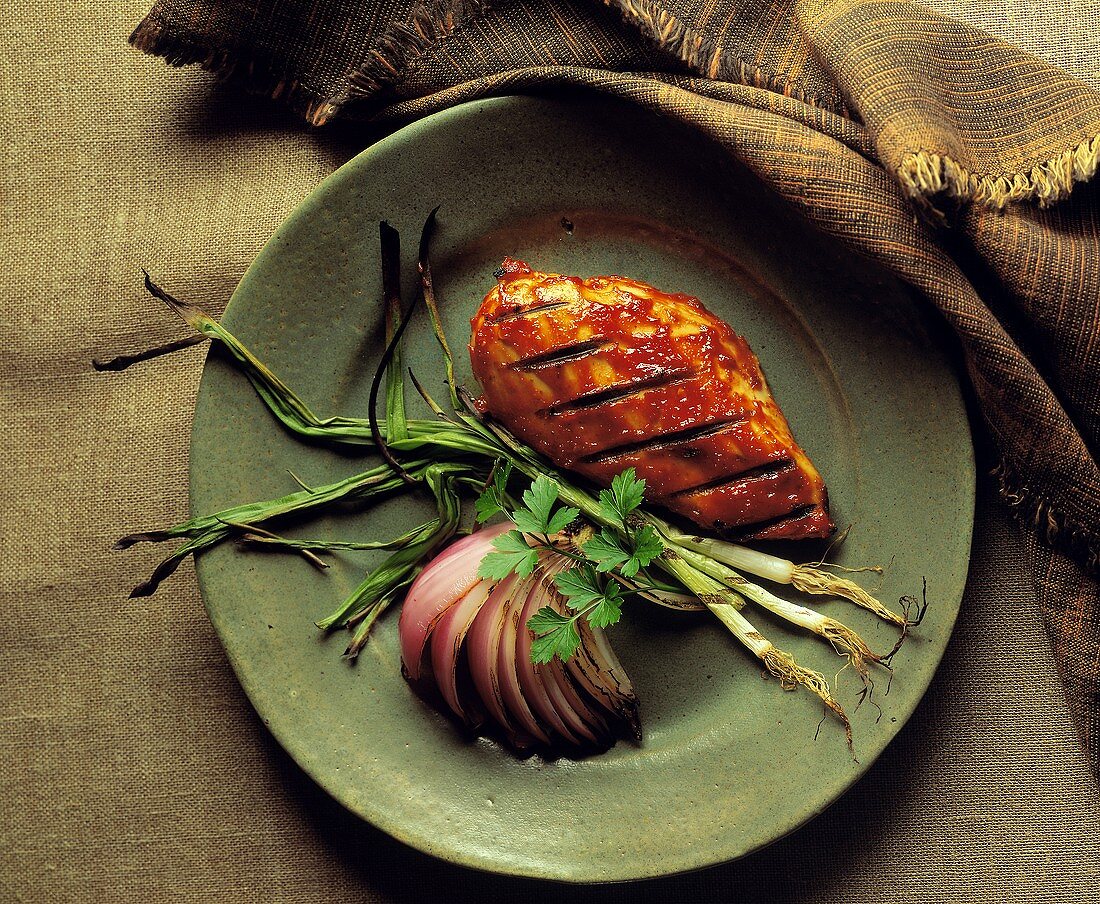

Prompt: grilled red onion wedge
[
  {"left": 513, "top": 570, "right": 584, "bottom": 746},
  {"left": 528, "top": 561, "right": 608, "bottom": 746},
  {"left": 399, "top": 522, "right": 509, "bottom": 682},
  {"left": 496, "top": 575, "right": 553, "bottom": 745},
  {"left": 466, "top": 573, "right": 528, "bottom": 743},
  {"left": 547, "top": 655, "right": 610, "bottom": 744},
  {"left": 399, "top": 523, "right": 639, "bottom": 752},
  {"left": 569, "top": 620, "right": 641, "bottom": 741},
  {"left": 430, "top": 579, "right": 495, "bottom": 726}
]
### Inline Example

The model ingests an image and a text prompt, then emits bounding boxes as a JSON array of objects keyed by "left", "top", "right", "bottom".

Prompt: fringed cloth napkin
[{"left": 130, "top": 0, "right": 1100, "bottom": 778}]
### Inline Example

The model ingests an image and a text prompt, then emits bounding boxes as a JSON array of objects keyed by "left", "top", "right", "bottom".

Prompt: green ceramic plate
[{"left": 190, "top": 95, "right": 974, "bottom": 882}]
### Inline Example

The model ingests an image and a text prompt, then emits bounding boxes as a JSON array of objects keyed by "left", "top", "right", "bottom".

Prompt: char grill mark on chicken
[{"left": 469, "top": 259, "right": 833, "bottom": 541}]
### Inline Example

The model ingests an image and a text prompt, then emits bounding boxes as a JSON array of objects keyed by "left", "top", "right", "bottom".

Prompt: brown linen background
[{"left": 1, "top": 3, "right": 1100, "bottom": 902}]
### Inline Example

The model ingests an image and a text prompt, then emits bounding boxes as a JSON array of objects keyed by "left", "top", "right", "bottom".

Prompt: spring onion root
[
  {"left": 658, "top": 520, "right": 909, "bottom": 627},
  {"left": 789, "top": 566, "right": 908, "bottom": 627},
  {"left": 665, "top": 542, "right": 889, "bottom": 709},
  {"left": 658, "top": 552, "right": 853, "bottom": 750}
]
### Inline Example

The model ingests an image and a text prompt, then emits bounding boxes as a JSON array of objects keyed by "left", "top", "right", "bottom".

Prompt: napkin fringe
[
  {"left": 898, "top": 133, "right": 1100, "bottom": 209},
  {"left": 606, "top": 0, "right": 848, "bottom": 116},
  {"left": 311, "top": 0, "right": 494, "bottom": 124},
  {"left": 129, "top": 16, "right": 330, "bottom": 121},
  {"left": 992, "top": 458, "right": 1100, "bottom": 575}
]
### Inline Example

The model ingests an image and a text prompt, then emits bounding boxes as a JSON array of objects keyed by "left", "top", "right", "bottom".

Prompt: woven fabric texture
[{"left": 2, "top": 2, "right": 1100, "bottom": 901}]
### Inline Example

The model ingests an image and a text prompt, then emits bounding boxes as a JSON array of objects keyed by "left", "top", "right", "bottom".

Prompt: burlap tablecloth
[{"left": 1, "top": 3, "right": 1099, "bottom": 901}]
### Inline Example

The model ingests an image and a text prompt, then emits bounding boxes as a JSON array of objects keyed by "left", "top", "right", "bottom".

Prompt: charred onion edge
[
  {"left": 497, "top": 572, "right": 553, "bottom": 744},
  {"left": 431, "top": 579, "right": 496, "bottom": 726}
]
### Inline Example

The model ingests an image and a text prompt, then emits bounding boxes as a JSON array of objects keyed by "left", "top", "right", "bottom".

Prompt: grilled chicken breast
[{"left": 469, "top": 259, "right": 833, "bottom": 540}]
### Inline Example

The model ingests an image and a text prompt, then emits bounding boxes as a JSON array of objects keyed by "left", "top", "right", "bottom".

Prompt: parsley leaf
[
  {"left": 510, "top": 509, "right": 546, "bottom": 536},
  {"left": 553, "top": 565, "right": 604, "bottom": 610},
  {"left": 511, "top": 473, "right": 578, "bottom": 536},
  {"left": 527, "top": 605, "right": 570, "bottom": 634},
  {"left": 582, "top": 529, "right": 631, "bottom": 574},
  {"left": 626, "top": 524, "right": 664, "bottom": 577},
  {"left": 527, "top": 607, "right": 581, "bottom": 663},
  {"left": 545, "top": 504, "right": 581, "bottom": 536},
  {"left": 582, "top": 521, "right": 663, "bottom": 577},
  {"left": 474, "top": 460, "right": 512, "bottom": 523},
  {"left": 517, "top": 475, "right": 559, "bottom": 532},
  {"left": 598, "top": 467, "right": 647, "bottom": 525},
  {"left": 588, "top": 581, "right": 625, "bottom": 628},
  {"left": 477, "top": 530, "right": 538, "bottom": 579},
  {"left": 478, "top": 468, "right": 656, "bottom": 664},
  {"left": 475, "top": 491, "right": 502, "bottom": 523}
]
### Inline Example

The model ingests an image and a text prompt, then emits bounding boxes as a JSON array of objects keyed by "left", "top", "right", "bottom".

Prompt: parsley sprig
[{"left": 476, "top": 467, "right": 664, "bottom": 663}]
